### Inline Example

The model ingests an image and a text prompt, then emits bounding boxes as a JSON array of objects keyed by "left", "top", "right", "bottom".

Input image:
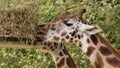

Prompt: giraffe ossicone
[
  {"left": 38, "top": 9, "right": 120, "bottom": 68},
  {"left": 37, "top": 9, "right": 102, "bottom": 43}
]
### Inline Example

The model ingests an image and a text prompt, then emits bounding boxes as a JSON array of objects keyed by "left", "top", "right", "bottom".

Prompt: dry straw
[{"left": 0, "top": 1, "right": 40, "bottom": 48}]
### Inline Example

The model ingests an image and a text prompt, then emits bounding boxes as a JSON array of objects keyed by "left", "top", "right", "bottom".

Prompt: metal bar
[
  {"left": 0, "top": 35, "right": 30, "bottom": 38},
  {"left": 0, "top": 42, "right": 43, "bottom": 49},
  {"left": 2, "top": 0, "right": 5, "bottom": 36},
  {"left": 12, "top": 0, "right": 14, "bottom": 36}
]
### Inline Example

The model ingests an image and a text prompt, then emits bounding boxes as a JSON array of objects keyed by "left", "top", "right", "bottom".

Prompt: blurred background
[{"left": 0, "top": 0, "right": 120, "bottom": 68}]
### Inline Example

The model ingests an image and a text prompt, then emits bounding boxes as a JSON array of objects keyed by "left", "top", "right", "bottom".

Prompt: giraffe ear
[
  {"left": 85, "top": 25, "right": 102, "bottom": 35},
  {"left": 80, "top": 24, "right": 102, "bottom": 35}
]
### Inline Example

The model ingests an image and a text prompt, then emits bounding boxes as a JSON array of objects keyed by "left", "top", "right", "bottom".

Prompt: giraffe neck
[
  {"left": 40, "top": 42, "right": 76, "bottom": 68},
  {"left": 73, "top": 33, "right": 120, "bottom": 68}
]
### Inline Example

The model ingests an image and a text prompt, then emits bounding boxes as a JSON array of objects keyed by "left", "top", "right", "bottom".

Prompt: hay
[{"left": 0, "top": 2, "right": 38, "bottom": 40}]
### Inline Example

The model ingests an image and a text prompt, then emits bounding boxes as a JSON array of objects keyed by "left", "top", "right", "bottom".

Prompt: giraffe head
[{"left": 38, "top": 9, "right": 102, "bottom": 44}]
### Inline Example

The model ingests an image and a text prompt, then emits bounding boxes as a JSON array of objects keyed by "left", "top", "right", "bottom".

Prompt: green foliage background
[{"left": 0, "top": 0, "right": 120, "bottom": 68}]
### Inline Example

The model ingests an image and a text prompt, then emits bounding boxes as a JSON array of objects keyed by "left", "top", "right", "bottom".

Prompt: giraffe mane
[
  {"left": 48, "top": 11, "right": 71, "bottom": 24},
  {"left": 96, "top": 34, "right": 120, "bottom": 58},
  {"left": 73, "top": 8, "right": 86, "bottom": 19},
  {"left": 58, "top": 11, "right": 71, "bottom": 19}
]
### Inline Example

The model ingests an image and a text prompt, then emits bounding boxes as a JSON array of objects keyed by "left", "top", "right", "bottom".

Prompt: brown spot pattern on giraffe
[
  {"left": 90, "top": 35, "right": 98, "bottom": 45},
  {"left": 56, "top": 57, "right": 59, "bottom": 61},
  {"left": 66, "top": 57, "right": 77, "bottom": 68},
  {"left": 42, "top": 47, "right": 47, "bottom": 50},
  {"left": 61, "top": 38, "right": 66, "bottom": 42},
  {"left": 71, "top": 31, "right": 76, "bottom": 36},
  {"left": 57, "top": 58, "right": 65, "bottom": 67},
  {"left": 77, "top": 34, "right": 81, "bottom": 39},
  {"left": 61, "top": 32, "right": 67, "bottom": 37},
  {"left": 80, "top": 34, "right": 83, "bottom": 38},
  {"left": 66, "top": 57, "right": 72, "bottom": 68},
  {"left": 79, "top": 42, "right": 82, "bottom": 47},
  {"left": 53, "top": 43, "right": 58, "bottom": 48},
  {"left": 51, "top": 28, "right": 56, "bottom": 30},
  {"left": 72, "top": 27, "right": 75, "bottom": 29},
  {"left": 70, "top": 38, "right": 73, "bottom": 42},
  {"left": 62, "top": 48, "right": 68, "bottom": 55},
  {"left": 60, "top": 45, "right": 76, "bottom": 68},
  {"left": 59, "top": 52, "right": 63, "bottom": 56},
  {"left": 50, "top": 45, "right": 53, "bottom": 49},
  {"left": 46, "top": 42, "right": 51, "bottom": 47},
  {"left": 86, "top": 46, "right": 95, "bottom": 57},
  {"left": 74, "top": 40, "right": 78, "bottom": 43},
  {"left": 99, "top": 46, "right": 112, "bottom": 56},
  {"left": 87, "top": 39, "right": 90, "bottom": 43},
  {"left": 54, "top": 36, "right": 60, "bottom": 41},
  {"left": 51, "top": 48, "right": 55, "bottom": 51},
  {"left": 65, "top": 35, "right": 69, "bottom": 39},
  {"left": 96, "top": 34, "right": 120, "bottom": 58},
  {"left": 74, "top": 35, "right": 77, "bottom": 38},
  {"left": 52, "top": 24, "right": 55, "bottom": 27},
  {"left": 94, "top": 53, "right": 104, "bottom": 68},
  {"left": 106, "top": 57, "right": 120, "bottom": 67}
]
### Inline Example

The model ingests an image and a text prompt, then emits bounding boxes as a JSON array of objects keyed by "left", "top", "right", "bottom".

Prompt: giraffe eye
[{"left": 63, "top": 20, "right": 73, "bottom": 26}]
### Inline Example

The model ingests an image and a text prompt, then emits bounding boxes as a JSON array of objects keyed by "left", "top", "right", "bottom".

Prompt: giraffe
[
  {"left": 35, "top": 25, "right": 76, "bottom": 68},
  {"left": 37, "top": 9, "right": 120, "bottom": 68},
  {"left": 38, "top": 41, "right": 77, "bottom": 68}
]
